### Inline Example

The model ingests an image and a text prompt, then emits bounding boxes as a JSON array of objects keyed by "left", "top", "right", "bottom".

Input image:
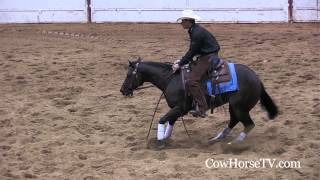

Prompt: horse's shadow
[
  {"left": 146, "top": 138, "right": 196, "bottom": 150},
  {"left": 146, "top": 137, "right": 252, "bottom": 155}
]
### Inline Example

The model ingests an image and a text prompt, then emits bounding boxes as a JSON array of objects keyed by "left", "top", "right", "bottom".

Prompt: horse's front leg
[{"left": 157, "top": 106, "right": 183, "bottom": 148}]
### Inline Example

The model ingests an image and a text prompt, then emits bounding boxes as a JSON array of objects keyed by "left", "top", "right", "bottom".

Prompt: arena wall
[{"left": 0, "top": 0, "right": 319, "bottom": 23}]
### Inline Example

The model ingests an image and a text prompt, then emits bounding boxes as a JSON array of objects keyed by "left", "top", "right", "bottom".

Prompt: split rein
[{"left": 135, "top": 84, "right": 154, "bottom": 90}]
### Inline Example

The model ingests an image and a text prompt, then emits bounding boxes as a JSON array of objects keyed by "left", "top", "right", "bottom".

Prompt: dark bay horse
[{"left": 120, "top": 58, "right": 278, "bottom": 147}]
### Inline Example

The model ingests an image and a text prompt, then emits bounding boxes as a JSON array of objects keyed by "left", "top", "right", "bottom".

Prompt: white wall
[
  {"left": 293, "top": 0, "right": 320, "bottom": 22},
  {"left": 0, "top": 0, "right": 87, "bottom": 23},
  {"left": 188, "top": 0, "right": 288, "bottom": 23},
  {"left": 0, "top": 0, "right": 319, "bottom": 23},
  {"left": 91, "top": 0, "right": 187, "bottom": 23},
  {"left": 91, "top": 0, "right": 289, "bottom": 23}
]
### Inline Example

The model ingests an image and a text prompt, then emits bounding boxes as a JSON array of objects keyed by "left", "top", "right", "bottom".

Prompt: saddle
[
  {"left": 181, "top": 58, "right": 231, "bottom": 90},
  {"left": 211, "top": 58, "right": 231, "bottom": 84},
  {"left": 181, "top": 58, "right": 232, "bottom": 113}
]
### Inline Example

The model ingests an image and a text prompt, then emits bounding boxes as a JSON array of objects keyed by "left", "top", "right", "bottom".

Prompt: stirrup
[
  {"left": 190, "top": 102, "right": 199, "bottom": 113},
  {"left": 190, "top": 110, "right": 207, "bottom": 118}
]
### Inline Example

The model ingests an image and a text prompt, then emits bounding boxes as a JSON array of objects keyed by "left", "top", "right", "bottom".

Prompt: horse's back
[{"left": 235, "top": 64, "right": 261, "bottom": 87}]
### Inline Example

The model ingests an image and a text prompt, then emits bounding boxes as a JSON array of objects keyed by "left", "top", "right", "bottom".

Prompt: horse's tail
[{"left": 260, "top": 83, "right": 278, "bottom": 119}]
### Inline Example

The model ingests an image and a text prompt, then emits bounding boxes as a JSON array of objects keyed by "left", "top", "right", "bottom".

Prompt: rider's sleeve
[{"left": 178, "top": 32, "right": 202, "bottom": 66}]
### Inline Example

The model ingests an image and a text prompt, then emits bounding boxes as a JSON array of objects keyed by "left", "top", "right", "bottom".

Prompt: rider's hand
[
  {"left": 172, "top": 63, "right": 180, "bottom": 73},
  {"left": 174, "top": 59, "right": 181, "bottom": 64}
]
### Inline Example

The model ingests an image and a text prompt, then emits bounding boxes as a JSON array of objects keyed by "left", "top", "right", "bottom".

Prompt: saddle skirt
[
  {"left": 207, "top": 62, "right": 239, "bottom": 96},
  {"left": 181, "top": 59, "right": 239, "bottom": 96}
]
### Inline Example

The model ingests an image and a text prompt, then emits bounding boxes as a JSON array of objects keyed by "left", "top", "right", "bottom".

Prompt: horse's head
[{"left": 120, "top": 58, "right": 144, "bottom": 96}]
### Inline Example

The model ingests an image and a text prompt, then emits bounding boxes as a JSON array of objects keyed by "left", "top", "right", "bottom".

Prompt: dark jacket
[{"left": 179, "top": 24, "right": 220, "bottom": 66}]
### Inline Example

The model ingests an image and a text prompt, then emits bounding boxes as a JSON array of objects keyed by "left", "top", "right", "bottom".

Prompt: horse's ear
[
  {"left": 128, "top": 60, "right": 134, "bottom": 67},
  {"left": 137, "top": 56, "right": 143, "bottom": 62}
]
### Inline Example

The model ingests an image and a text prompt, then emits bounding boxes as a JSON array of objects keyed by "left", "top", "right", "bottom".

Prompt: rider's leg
[{"left": 186, "top": 58, "right": 212, "bottom": 117}]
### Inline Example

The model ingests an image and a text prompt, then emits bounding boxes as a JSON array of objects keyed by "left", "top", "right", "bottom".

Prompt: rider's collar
[{"left": 188, "top": 23, "right": 196, "bottom": 34}]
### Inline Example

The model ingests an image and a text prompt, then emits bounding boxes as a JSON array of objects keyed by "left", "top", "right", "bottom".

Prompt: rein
[
  {"left": 135, "top": 84, "right": 154, "bottom": 90},
  {"left": 135, "top": 72, "right": 175, "bottom": 91},
  {"left": 146, "top": 92, "right": 164, "bottom": 142}
]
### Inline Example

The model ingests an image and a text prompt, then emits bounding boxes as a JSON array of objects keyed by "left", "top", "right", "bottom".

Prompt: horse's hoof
[
  {"left": 208, "top": 136, "right": 222, "bottom": 143},
  {"left": 208, "top": 132, "right": 225, "bottom": 143},
  {"left": 228, "top": 132, "right": 247, "bottom": 145},
  {"left": 156, "top": 140, "right": 166, "bottom": 150}
]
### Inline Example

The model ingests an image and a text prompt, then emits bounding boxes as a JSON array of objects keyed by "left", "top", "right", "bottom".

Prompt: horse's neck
[{"left": 140, "top": 63, "right": 171, "bottom": 91}]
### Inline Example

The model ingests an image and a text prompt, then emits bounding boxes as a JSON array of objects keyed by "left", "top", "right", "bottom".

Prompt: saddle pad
[{"left": 207, "top": 63, "right": 239, "bottom": 96}]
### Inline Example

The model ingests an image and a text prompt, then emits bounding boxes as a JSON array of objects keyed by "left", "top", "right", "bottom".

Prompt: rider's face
[{"left": 181, "top": 19, "right": 192, "bottom": 29}]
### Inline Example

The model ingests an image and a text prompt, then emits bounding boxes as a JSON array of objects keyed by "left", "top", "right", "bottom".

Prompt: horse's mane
[{"left": 142, "top": 61, "right": 173, "bottom": 70}]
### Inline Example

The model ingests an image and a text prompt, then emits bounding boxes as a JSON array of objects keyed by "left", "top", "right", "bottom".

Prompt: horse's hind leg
[
  {"left": 209, "top": 104, "right": 238, "bottom": 141},
  {"left": 229, "top": 108, "right": 255, "bottom": 144}
]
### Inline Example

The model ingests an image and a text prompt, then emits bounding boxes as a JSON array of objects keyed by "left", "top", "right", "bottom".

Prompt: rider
[{"left": 172, "top": 10, "right": 221, "bottom": 118}]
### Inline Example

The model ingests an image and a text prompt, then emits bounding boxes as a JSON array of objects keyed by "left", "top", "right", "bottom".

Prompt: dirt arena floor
[{"left": 0, "top": 23, "right": 319, "bottom": 179}]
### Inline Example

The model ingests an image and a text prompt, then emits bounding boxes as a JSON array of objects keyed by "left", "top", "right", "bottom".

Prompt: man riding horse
[
  {"left": 172, "top": 10, "right": 221, "bottom": 118},
  {"left": 120, "top": 10, "right": 278, "bottom": 149}
]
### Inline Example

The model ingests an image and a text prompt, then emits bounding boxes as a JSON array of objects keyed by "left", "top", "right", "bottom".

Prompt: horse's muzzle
[{"left": 120, "top": 88, "right": 133, "bottom": 96}]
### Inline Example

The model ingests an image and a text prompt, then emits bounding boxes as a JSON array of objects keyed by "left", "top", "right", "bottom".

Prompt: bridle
[
  {"left": 130, "top": 62, "right": 153, "bottom": 90},
  {"left": 125, "top": 62, "right": 142, "bottom": 93},
  {"left": 130, "top": 61, "right": 175, "bottom": 91},
  {"left": 132, "top": 62, "right": 139, "bottom": 76}
]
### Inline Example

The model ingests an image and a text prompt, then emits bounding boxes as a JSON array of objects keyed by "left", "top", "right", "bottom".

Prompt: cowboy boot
[{"left": 190, "top": 110, "right": 207, "bottom": 118}]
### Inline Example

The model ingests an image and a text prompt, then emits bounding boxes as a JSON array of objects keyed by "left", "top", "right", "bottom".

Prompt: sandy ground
[{"left": 0, "top": 23, "right": 319, "bottom": 180}]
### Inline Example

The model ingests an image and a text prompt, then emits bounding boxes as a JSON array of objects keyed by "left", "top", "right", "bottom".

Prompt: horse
[{"left": 120, "top": 58, "right": 278, "bottom": 148}]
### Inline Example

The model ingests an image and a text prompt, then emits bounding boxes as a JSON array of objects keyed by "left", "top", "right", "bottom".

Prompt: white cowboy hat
[{"left": 177, "top": 10, "right": 201, "bottom": 22}]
